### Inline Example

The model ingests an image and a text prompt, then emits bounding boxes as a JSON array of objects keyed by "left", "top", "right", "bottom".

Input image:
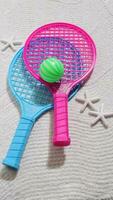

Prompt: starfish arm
[
  {"left": 89, "top": 111, "right": 98, "bottom": 116},
  {"left": 104, "top": 113, "right": 113, "bottom": 117},
  {"left": 88, "top": 101, "right": 97, "bottom": 111},
  {"left": 91, "top": 115, "right": 101, "bottom": 126},
  {"left": 100, "top": 103, "right": 104, "bottom": 113},
  {"left": 80, "top": 101, "right": 88, "bottom": 113},
  {"left": 101, "top": 116, "right": 108, "bottom": 128},
  {"left": 76, "top": 97, "right": 85, "bottom": 103},
  {"left": 91, "top": 97, "right": 100, "bottom": 103},
  {"left": 0, "top": 40, "right": 7, "bottom": 44},
  {"left": 13, "top": 41, "right": 22, "bottom": 45},
  {"left": 10, "top": 43, "right": 16, "bottom": 51},
  {"left": 1, "top": 43, "right": 9, "bottom": 51}
]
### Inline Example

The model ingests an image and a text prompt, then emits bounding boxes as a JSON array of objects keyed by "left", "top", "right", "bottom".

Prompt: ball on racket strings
[{"left": 39, "top": 57, "right": 64, "bottom": 83}]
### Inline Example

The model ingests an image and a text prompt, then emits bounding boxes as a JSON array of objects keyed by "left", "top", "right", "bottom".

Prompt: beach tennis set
[{"left": 3, "top": 22, "right": 96, "bottom": 169}]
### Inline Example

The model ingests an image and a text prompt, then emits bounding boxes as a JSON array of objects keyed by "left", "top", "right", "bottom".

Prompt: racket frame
[{"left": 3, "top": 48, "right": 81, "bottom": 169}]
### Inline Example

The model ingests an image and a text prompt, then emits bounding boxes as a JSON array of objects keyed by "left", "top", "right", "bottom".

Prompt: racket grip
[
  {"left": 3, "top": 117, "right": 34, "bottom": 170},
  {"left": 53, "top": 93, "right": 70, "bottom": 146}
]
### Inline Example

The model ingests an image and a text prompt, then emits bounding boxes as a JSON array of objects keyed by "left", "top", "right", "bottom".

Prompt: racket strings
[
  {"left": 11, "top": 52, "right": 52, "bottom": 105},
  {"left": 25, "top": 24, "right": 94, "bottom": 86},
  {"left": 26, "top": 37, "right": 83, "bottom": 83},
  {"left": 35, "top": 26, "right": 93, "bottom": 60}
]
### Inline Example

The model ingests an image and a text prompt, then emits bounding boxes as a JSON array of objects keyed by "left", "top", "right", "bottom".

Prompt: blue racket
[{"left": 3, "top": 48, "right": 80, "bottom": 170}]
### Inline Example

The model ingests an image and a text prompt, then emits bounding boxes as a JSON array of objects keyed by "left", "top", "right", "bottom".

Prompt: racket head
[
  {"left": 23, "top": 22, "right": 96, "bottom": 94},
  {"left": 8, "top": 48, "right": 53, "bottom": 109},
  {"left": 8, "top": 47, "right": 80, "bottom": 118}
]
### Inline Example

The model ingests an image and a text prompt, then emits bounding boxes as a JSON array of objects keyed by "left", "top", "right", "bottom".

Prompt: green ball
[{"left": 39, "top": 57, "right": 64, "bottom": 83}]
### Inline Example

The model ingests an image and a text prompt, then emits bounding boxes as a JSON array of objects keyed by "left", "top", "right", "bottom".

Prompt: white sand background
[{"left": 0, "top": 0, "right": 113, "bottom": 199}]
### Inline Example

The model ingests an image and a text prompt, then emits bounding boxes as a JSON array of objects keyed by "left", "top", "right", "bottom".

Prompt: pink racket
[{"left": 23, "top": 22, "right": 96, "bottom": 146}]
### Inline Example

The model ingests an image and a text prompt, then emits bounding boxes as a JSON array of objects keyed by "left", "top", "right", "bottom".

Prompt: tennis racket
[
  {"left": 3, "top": 47, "right": 80, "bottom": 169},
  {"left": 23, "top": 22, "right": 96, "bottom": 146}
]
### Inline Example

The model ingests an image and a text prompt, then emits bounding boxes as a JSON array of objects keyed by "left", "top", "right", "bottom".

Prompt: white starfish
[
  {"left": 76, "top": 91, "right": 100, "bottom": 113},
  {"left": 89, "top": 104, "right": 113, "bottom": 128},
  {"left": 0, "top": 36, "right": 22, "bottom": 52}
]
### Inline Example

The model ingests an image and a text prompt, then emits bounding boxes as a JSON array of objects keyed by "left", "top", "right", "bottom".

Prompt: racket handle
[
  {"left": 3, "top": 117, "right": 34, "bottom": 170},
  {"left": 53, "top": 94, "right": 70, "bottom": 146}
]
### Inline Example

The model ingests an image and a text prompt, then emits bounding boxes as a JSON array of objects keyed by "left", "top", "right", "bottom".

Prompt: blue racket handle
[{"left": 3, "top": 117, "right": 34, "bottom": 170}]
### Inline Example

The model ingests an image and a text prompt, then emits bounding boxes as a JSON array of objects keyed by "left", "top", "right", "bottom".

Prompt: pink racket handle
[{"left": 53, "top": 93, "right": 70, "bottom": 146}]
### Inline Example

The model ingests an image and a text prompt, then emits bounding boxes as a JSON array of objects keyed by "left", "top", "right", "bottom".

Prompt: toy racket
[
  {"left": 23, "top": 22, "right": 96, "bottom": 146},
  {"left": 3, "top": 48, "right": 80, "bottom": 170}
]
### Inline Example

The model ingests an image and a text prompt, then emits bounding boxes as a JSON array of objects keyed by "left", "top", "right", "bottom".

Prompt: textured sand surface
[{"left": 1, "top": 0, "right": 113, "bottom": 199}]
